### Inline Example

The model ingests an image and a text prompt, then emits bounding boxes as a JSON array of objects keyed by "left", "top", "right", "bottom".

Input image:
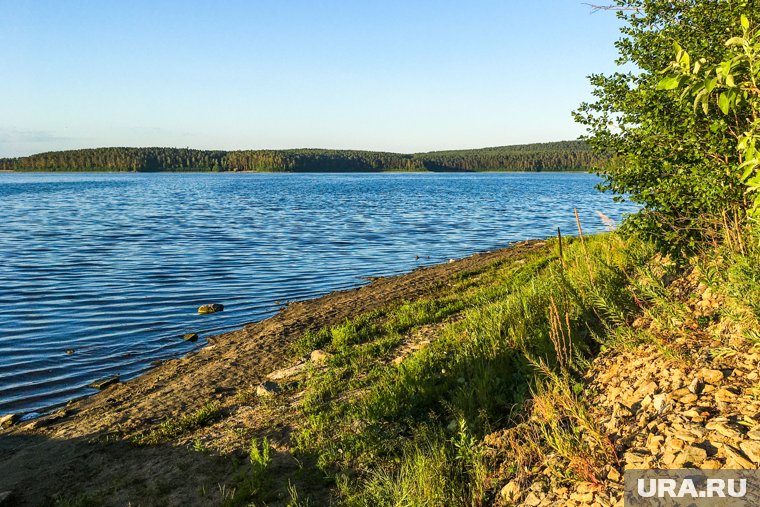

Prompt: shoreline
[
  {"left": 0, "top": 169, "right": 591, "bottom": 174},
  {"left": 7, "top": 239, "right": 547, "bottom": 429},
  {"left": 0, "top": 239, "right": 549, "bottom": 504},
  {"left": 3, "top": 239, "right": 545, "bottom": 422}
]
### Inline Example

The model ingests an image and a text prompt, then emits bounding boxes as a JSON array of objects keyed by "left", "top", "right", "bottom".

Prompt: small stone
[
  {"left": 614, "top": 402, "right": 632, "bottom": 418},
  {"left": 65, "top": 349, "right": 75, "bottom": 355},
  {"left": 182, "top": 333, "right": 199, "bottom": 341},
  {"left": 739, "top": 441, "right": 760, "bottom": 464},
  {"left": 687, "top": 377, "right": 703, "bottom": 394},
  {"left": 747, "top": 425, "right": 760, "bottom": 440},
  {"left": 667, "top": 437, "right": 686, "bottom": 451},
  {"left": 701, "top": 369, "right": 725, "bottom": 384},
  {"left": 523, "top": 492, "right": 541, "bottom": 506},
  {"left": 701, "top": 459, "right": 722, "bottom": 470},
  {"left": 0, "top": 414, "right": 19, "bottom": 428},
  {"left": 310, "top": 349, "right": 332, "bottom": 364},
  {"left": 88, "top": 375, "right": 120, "bottom": 390},
  {"left": 636, "top": 381, "right": 658, "bottom": 398},
  {"left": 714, "top": 388, "right": 737, "bottom": 403},
  {"left": 198, "top": 303, "right": 224, "bottom": 314},
  {"left": 674, "top": 445, "right": 707, "bottom": 466},
  {"left": 673, "top": 429, "right": 698, "bottom": 443},
  {"left": 652, "top": 393, "right": 668, "bottom": 412},
  {"left": 570, "top": 491, "right": 594, "bottom": 504},
  {"left": 595, "top": 495, "right": 613, "bottom": 507},
  {"left": 500, "top": 480, "right": 521, "bottom": 503},
  {"left": 724, "top": 445, "right": 754, "bottom": 469},
  {"left": 528, "top": 481, "right": 546, "bottom": 493},
  {"left": 707, "top": 421, "right": 743, "bottom": 440},
  {"left": 576, "top": 482, "right": 598, "bottom": 494},
  {"left": 647, "top": 434, "right": 664, "bottom": 453},
  {"left": 672, "top": 388, "right": 691, "bottom": 398},
  {"left": 267, "top": 362, "right": 308, "bottom": 381},
  {"left": 256, "top": 380, "right": 281, "bottom": 397},
  {"left": 607, "top": 467, "right": 621, "bottom": 483},
  {"left": 624, "top": 450, "right": 651, "bottom": 466},
  {"left": 679, "top": 393, "right": 698, "bottom": 404}
]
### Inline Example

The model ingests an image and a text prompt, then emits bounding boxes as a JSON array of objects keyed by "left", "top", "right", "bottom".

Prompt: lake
[{"left": 0, "top": 172, "right": 635, "bottom": 415}]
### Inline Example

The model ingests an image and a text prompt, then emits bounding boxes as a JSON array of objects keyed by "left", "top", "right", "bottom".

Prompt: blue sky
[{"left": 0, "top": 1, "right": 624, "bottom": 157}]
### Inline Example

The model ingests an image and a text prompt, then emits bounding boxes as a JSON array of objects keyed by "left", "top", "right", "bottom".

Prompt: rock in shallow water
[
  {"left": 88, "top": 375, "right": 120, "bottom": 390},
  {"left": 183, "top": 333, "right": 199, "bottom": 341},
  {"left": 198, "top": 303, "right": 224, "bottom": 314}
]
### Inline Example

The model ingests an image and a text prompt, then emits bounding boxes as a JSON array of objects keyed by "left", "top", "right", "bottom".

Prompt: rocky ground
[{"left": 486, "top": 264, "right": 760, "bottom": 506}]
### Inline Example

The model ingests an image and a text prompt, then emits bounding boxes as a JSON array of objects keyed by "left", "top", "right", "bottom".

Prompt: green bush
[{"left": 575, "top": 1, "right": 760, "bottom": 253}]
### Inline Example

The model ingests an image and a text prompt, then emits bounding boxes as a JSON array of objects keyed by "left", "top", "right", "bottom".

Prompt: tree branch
[{"left": 583, "top": 3, "right": 642, "bottom": 12}]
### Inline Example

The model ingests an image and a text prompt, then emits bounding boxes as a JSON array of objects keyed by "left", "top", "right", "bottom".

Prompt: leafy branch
[{"left": 658, "top": 15, "right": 760, "bottom": 218}]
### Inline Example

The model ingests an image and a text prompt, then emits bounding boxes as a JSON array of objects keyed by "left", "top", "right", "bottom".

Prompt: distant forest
[{"left": 0, "top": 141, "right": 602, "bottom": 172}]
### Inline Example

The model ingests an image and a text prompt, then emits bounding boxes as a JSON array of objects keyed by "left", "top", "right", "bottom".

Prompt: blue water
[{"left": 0, "top": 172, "right": 635, "bottom": 415}]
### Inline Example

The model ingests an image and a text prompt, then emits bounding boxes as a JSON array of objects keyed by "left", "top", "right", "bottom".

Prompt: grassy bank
[
  {"left": 273, "top": 232, "right": 637, "bottom": 505},
  {"left": 255, "top": 230, "right": 760, "bottom": 505}
]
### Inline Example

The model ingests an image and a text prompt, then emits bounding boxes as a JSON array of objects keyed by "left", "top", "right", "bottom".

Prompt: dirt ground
[{"left": 0, "top": 240, "right": 545, "bottom": 506}]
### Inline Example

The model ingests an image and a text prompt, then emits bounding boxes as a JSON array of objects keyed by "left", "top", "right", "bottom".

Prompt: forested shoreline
[{"left": 0, "top": 140, "right": 600, "bottom": 172}]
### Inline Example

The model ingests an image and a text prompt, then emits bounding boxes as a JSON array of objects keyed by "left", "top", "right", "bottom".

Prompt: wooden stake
[
  {"left": 734, "top": 207, "right": 746, "bottom": 255},
  {"left": 722, "top": 210, "right": 734, "bottom": 251},
  {"left": 557, "top": 227, "right": 565, "bottom": 267},
  {"left": 574, "top": 208, "right": 586, "bottom": 251}
]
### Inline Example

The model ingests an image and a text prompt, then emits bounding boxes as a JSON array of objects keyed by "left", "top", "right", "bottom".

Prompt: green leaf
[
  {"left": 742, "top": 14, "right": 750, "bottom": 31},
  {"left": 679, "top": 49, "right": 690, "bottom": 70},
  {"left": 705, "top": 77, "right": 718, "bottom": 93},
  {"left": 740, "top": 162, "right": 757, "bottom": 181},
  {"left": 657, "top": 76, "right": 681, "bottom": 90},
  {"left": 701, "top": 94, "right": 709, "bottom": 114},
  {"left": 693, "top": 89, "right": 708, "bottom": 113},
  {"left": 727, "top": 88, "right": 738, "bottom": 104},
  {"left": 725, "top": 36, "right": 746, "bottom": 46},
  {"left": 718, "top": 92, "right": 730, "bottom": 114}
]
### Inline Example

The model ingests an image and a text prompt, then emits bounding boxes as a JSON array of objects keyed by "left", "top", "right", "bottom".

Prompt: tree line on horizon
[{"left": 0, "top": 141, "right": 602, "bottom": 172}]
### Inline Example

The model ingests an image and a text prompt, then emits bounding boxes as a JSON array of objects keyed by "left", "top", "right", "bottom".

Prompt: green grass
[
  {"left": 283, "top": 234, "right": 647, "bottom": 505},
  {"left": 220, "top": 437, "right": 274, "bottom": 506},
  {"left": 133, "top": 402, "right": 223, "bottom": 445}
]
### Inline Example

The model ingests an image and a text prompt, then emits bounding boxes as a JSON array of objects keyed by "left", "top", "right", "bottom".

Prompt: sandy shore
[{"left": 0, "top": 239, "right": 546, "bottom": 506}]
